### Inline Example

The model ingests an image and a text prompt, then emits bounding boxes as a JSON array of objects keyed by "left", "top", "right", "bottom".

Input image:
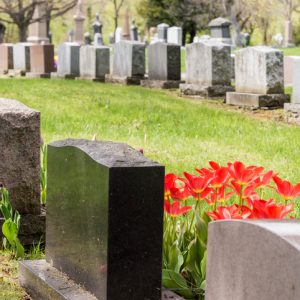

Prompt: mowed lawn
[{"left": 0, "top": 78, "right": 299, "bottom": 180}]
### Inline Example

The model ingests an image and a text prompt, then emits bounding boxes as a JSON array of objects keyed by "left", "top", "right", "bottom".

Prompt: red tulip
[
  {"left": 251, "top": 199, "right": 294, "bottom": 219},
  {"left": 206, "top": 205, "right": 252, "bottom": 220},
  {"left": 184, "top": 172, "right": 212, "bottom": 199},
  {"left": 273, "top": 176, "right": 300, "bottom": 201},
  {"left": 205, "top": 186, "right": 233, "bottom": 206},
  {"left": 164, "top": 200, "right": 192, "bottom": 217},
  {"left": 228, "top": 161, "right": 264, "bottom": 186},
  {"left": 165, "top": 173, "right": 178, "bottom": 200},
  {"left": 210, "top": 167, "right": 230, "bottom": 189},
  {"left": 170, "top": 185, "right": 190, "bottom": 201}
]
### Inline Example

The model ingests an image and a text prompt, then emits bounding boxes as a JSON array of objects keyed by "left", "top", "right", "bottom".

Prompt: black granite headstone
[{"left": 46, "top": 139, "right": 165, "bottom": 300}]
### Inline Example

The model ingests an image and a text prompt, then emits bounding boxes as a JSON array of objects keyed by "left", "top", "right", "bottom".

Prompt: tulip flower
[
  {"left": 164, "top": 200, "right": 192, "bottom": 217},
  {"left": 170, "top": 185, "right": 190, "bottom": 201},
  {"left": 205, "top": 186, "right": 233, "bottom": 206},
  {"left": 184, "top": 172, "right": 212, "bottom": 199},
  {"left": 251, "top": 199, "right": 294, "bottom": 219},
  {"left": 206, "top": 205, "right": 252, "bottom": 220},
  {"left": 165, "top": 173, "right": 178, "bottom": 200},
  {"left": 273, "top": 176, "right": 300, "bottom": 201}
]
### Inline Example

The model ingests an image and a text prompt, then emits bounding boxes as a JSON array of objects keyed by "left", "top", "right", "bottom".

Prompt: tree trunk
[{"left": 18, "top": 25, "right": 27, "bottom": 42}]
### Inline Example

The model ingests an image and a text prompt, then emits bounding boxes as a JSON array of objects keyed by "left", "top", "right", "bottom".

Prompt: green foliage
[
  {"left": 0, "top": 188, "right": 24, "bottom": 259},
  {"left": 41, "top": 144, "right": 48, "bottom": 204}
]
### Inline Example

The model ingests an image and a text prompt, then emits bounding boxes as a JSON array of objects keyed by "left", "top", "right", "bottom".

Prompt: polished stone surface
[
  {"left": 0, "top": 43, "right": 13, "bottom": 73},
  {"left": 206, "top": 220, "right": 300, "bottom": 300},
  {"left": 29, "top": 44, "right": 55, "bottom": 75},
  {"left": 57, "top": 42, "right": 80, "bottom": 78},
  {"left": 46, "top": 139, "right": 165, "bottom": 300},
  {"left": 148, "top": 42, "right": 181, "bottom": 81},
  {"left": 13, "top": 43, "right": 32, "bottom": 73},
  {"left": 0, "top": 99, "right": 40, "bottom": 215}
]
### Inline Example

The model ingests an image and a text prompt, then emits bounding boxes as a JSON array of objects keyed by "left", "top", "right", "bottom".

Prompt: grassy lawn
[
  {"left": 281, "top": 46, "right": 300, "bottom": 56},
  {"left": 1, "top": 78, "right": 300, "bottom": 298}
]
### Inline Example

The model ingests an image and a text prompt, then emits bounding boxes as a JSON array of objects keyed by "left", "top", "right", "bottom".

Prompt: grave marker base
[
  {"left": 141, "top": 79, "right": 182, "bottom": 89},
  {"left": 284, "top": 103, "right": 300, "bottom": 125},
  {"left": 76, "top": 76, "right": 105, "bottom": 82},
  {"left": 8, "top": 70, "right": 27, "bottom": 77},
  {"left": 26, "top": 72, "right": 51, "bottom": 79},
  {"left": 226, "top": 92, "right": 290, "bottom": 108},
  {"left": 51, "top": 72, "right": 77, "bottom": 80},
  {"left": 180, "top": 83, "right": 234, "bottom": 99},
  {"left": 105, "top": 74, "right": 144, "bottom": 85},
  {"left": 19, "top": 260, "right": 185, "bottom": 300}
]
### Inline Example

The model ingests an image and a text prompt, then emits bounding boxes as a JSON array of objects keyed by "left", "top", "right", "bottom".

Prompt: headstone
[
  {"left": 84, "top": 32, "right": 92, "bottom": 45},
  {"left": 73, "top": 0, "right": 86, "bottom": 44},
  {"left": 227, "top": 46, "right": 290, "bottom": 108},
  {"left": 79, "top": 45, "right": 110, "bottom": 81},
  {"left": 208, "top": 17, "right": 232, "bottom": 45},
  {"left": 106, "top": 40, "right": 146, "bottom": 85},
  {"left": 141, "top": 42, "right": 181, "bottom": 89},
  {"left": 55, "top": 42, "right": 80, "bottom": 79},
  {"left": 157, "top": 23, "right": 169, "bottom": 42},
  {"left": 115, "top": 27, "right": 123, "bottom": 43},
  {"left": 26, "top": 44, "right": 55, "bottom": 78},
  {"left": 109, "top": 33, "right": 115, "bottom": 44},
  {"left": 0, "top": 22, "right": 6, "bottom": 43},
  {"left": 0, "top": 43, "right": 13, "bottom": 74},
  {"left": 131, "top": 20, "right": 138, "bottom": 41},
  {"left": 19, "top": 139, "right": 165, "bottom": 300},
  {"left": 284, "top": 58, "right": 300, "bottom": 124},
  {"left": 284, "top": 20, "right": 294, "bottom": 48},
  {"left": 206, "top": 220, "right": 300, "bottom": 300},
  {"left": 94, "top": 33, "right": 104, "bottom": 46},
  {"left": 123, "top": 8, "right": 130, "bottom": 40},
  {"left": 13, "top": 43, "right": 32, "bottom": 75},
  {"left": 167, "top": 26, "right": 183, "bottom": 46},
  {"left": 93, "top": 13, "right": 103, "bottom": 35},
  {"left": 68, "top": 29, "right": 74, "bottom": 42},
  {"left": 180, "top": 41, "right": 234, "bottom": 98},
  {"left": 284, "top": 56, "right": 299, "bottom": 86},
  {"left": 27, "top": 1, "right": 49, "bottom": 44},
  {"left": 0, "top": 99, "right": 45, "bottom": 245}
]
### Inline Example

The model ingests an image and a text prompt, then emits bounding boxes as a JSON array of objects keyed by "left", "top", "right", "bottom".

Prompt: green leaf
[
  {"left": 162, "top": 269, "right": 194, "bottom": 299},
  {"left": 15, "top": 239, "right": 24, "bottom": 258},
  {"left": 195, "top": 215, "right": 208, "bottom": 244},
  {"left": 168, "top": 242, "right": 184, "bottom": 273},
  {"left": 2, "top": 219, "right": 18, "bottom": 247},
  {"left": 0, "top": 204, "right": 11, "bottom": 220},
  {"left": 200, "top": 251, "right": 207, "bottom": 279},
  {"left": 200, "top": 280, "right": 206, "bottom": 290}
]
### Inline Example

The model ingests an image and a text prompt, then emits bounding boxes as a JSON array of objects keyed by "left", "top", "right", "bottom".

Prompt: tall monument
[
  {"left": 27, "top": 1, "right": 49, "bottom": 44},
  {"left": 74, "top": 0, "right": 86, "bottom": 44}
]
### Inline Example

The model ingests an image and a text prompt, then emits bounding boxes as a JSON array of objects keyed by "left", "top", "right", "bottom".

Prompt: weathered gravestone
[
  {"left": 180, "top": 41, "right": 234, "bottom": 98},
  {"left": 0, "top": 99, "right": 45, "bottom": 245},
  {"left": 19, "top": 139, "right": 165, "bottom": 300},
  {"left": 106, "top": 40, "right": 145, "bottom": 85},
  {"left": 284, "top": 56, "right": 299, "bottom": 86},
  {"left": 226, "top": 46, "right": 290, "bottom": 108},
  {"left": 208, "top": 17, "right": 232, "bottom": 45},
  {"left": 79, "top": 45, "right": 110, "bottom": 81},
  {"left": 73, "top": 0, "right": 85, "bottom": 44},
  {"left": 167, "top": 27, "right": 183, "bottom": 46},
  {"left": 26, "top": 44, "right": 55, "bottom": 78},
  {"left": 131, "top": 20, "right": 138, "bottom": 41},
  {"left": 206, "top": 220, "right": 300, "bottom": 300},
  {"left": 285, "top": 58, "right": 300, "bottom": 124},
  {"left": 13, "top": 43, "right": 32, "bottom": 76},
  {"left": 52, "top": 42, "right": 80, "bottom": 79},
  {"left": 157, "top": 23, "right": 169, "bottom": 42},
  {"left": 0, "top": 43, "right": 13, "bottom": 74},
  {"left": 141, "top": 42, "right": 181, "bottom": 89}
]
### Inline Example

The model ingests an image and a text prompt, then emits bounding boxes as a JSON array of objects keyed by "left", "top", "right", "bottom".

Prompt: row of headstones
[{"left": 3, "top": 98, "right": 298, "bottom": 300}]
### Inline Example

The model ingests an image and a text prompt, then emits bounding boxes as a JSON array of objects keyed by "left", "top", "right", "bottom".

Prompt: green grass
[
  {"left": 0, "top": 78, "right": 299, "bottom": 181},
  {"left": 280, "top": 46, "right": 300, "bottom": 56}
]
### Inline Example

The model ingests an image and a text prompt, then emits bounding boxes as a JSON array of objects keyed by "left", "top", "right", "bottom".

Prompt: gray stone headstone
[
  {"left": 208, "top": 17, "right": 232, "bottom": 44},
  {"left": 148, "top": 42, "right": 181, "bottom": 81},
  {"left": 167, "top": 27, "right": 182, "bottom": 46},
  {"left": 0, "top": 99, "right": 40, "bottom": 215},
  {"left": 13, "top": 43, "right": 32, "bottom": 73},
  {"left": 0, "top": 43, "right": 13, "bottom": 73},
  {"left": 84, "top": 32, "right": 91, "bottom": 45},
  {"left": 157, "top": 23, "right": 169, "bottom": 42},
  {"left": 115, "top": 27, "right": 123, "bottom": 43},
  {"left": 109, "top": 33, "right": 115, "bottom": 44},
  {"left": 206, "top": 220, "right": 300, "bottom": 300},
  {"left": 93, "top": 13, "right": 103, "bottom": 35},
  {"left": 94, "top": 33, "right": 104, "bottom": 46},
  {"left": 80, "top": 45, "right": 110, "bottom": 80},
  {"left": 131, "top": 20, "right": 138, "bottom": 41},
  {"left": 19, "top": 139, "right": 164, "bottom": 300},
  {"left": 112, "top": 40, "right": 145, "bottom": 78},
  {"left": 292, "top": 58, "right": 300, "bottom": 103},
  {"left": 57, "top": 42, "right": 80, "bottom": 78},
  {"left": 235, "top": 46, "right": 284, "bottom": 94}
]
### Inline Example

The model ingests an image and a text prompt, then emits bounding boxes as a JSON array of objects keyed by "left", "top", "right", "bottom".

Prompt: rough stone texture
[
  {"left": 227, "top": 92, "right": 290, "bottom": 108},
  {"left": 0, "top": 44, "right": 13, "bottom": 74},
  {"left": 284, "top": 103, "right": 300, "bottom": 125},
  {"left": 19, "top": 260, "right": 183, "bottom": 300},
  {"left": 167, "top": 27, "right": 182, "bottom": 46},
  {"left": 25, "top": 139, "right": 165, "bottom": 300},
  {"left": 235, "top": 46, "right": 284, "bottom": 94},
  {"left": 284, "top": 56, "right": 299, "bottom": 86},
  {"left": 13, "top": 43, "right": 32, "bottom": 74},
  {"left": 79, "top": 45, "right": 110, "bottom": 81},
  {"left": 141, "top": 79, "right": 182, "bottom": 89},
  {"left": 180, "top": 83, "right": 234, "bottom": 98},
  {"left": 181, "top": 41, "right": 232, "bottom": 97},
  {"left": 27, "top": 44, "right": 55, "bottom": 77},
  {"left": 0, "top": 99, "right": 41, "bottom": 215},
  {"left": 206, "top": 220, "right": 300, "bottom": 300},
  {"left": 57, "top": 42, "right": 80, "bottom": 78},
  {"left": 112, "top": 40, "right": 145, "bottom": 78},
  {"left": 148, "top": 42, "right": 181, "bottom": 81}
]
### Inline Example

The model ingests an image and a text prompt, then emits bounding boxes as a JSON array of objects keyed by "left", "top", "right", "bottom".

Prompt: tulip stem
[{"left": 189, "top": 195, "right": 200, "bottom": 233}]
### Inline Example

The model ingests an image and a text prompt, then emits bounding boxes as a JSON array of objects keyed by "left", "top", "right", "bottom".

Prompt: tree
[
  {"left": 110, "top": 0, "right": 126, "bottom": 31},
  {"left": 0, "top": 0, "right": 76, "bottom": 42}
]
